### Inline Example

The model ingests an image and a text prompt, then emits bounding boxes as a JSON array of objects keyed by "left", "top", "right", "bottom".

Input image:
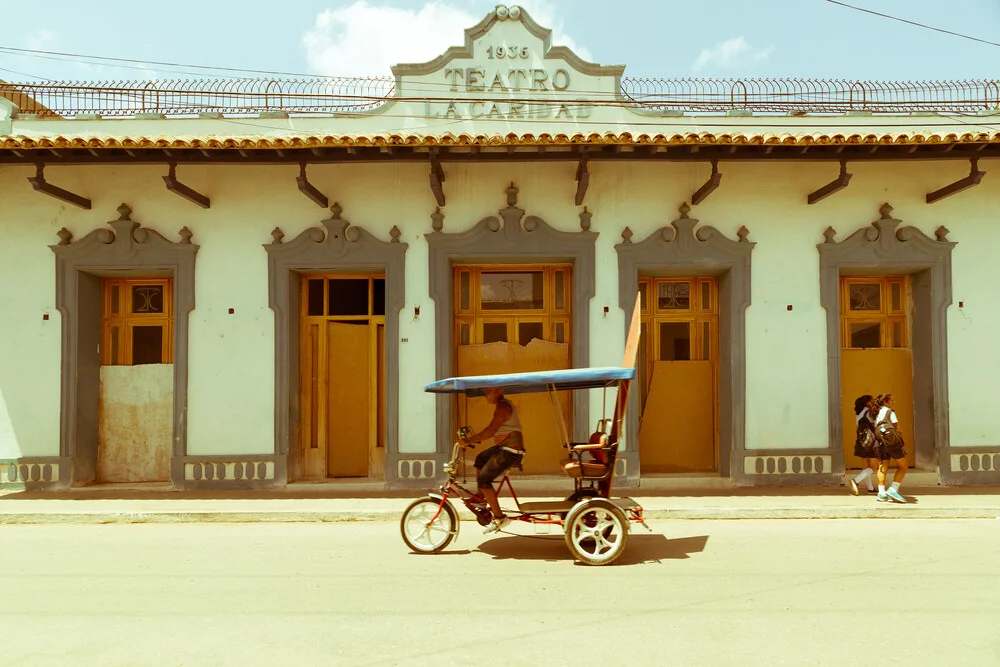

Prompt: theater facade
[{"left": 1, "top": 5, "right": 998, "bottom": 490}]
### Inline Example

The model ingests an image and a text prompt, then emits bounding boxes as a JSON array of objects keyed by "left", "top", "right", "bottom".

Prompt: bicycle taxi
[{"left": 400, "top": 299, "right": 649, "bottom": 566}]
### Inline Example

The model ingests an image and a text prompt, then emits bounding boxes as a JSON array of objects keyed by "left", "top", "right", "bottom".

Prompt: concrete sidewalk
[{"left": 2, "top": 484, "right": 999, "bottom": 523}]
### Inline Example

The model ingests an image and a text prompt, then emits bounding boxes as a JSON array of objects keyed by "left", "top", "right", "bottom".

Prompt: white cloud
[
  {"left": 693, "top": 36, "right": 774, "bottom": 72},
  {"left": 302, "top": 0, "right": 591, "bottom": 77}
]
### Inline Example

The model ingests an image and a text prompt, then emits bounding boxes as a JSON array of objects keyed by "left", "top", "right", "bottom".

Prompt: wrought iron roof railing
[
  {"left": 2, "top": 76, "right": 999, "bottom": 118},
  {"left": 620, "top": 78, "right": 1000, "bottom": 114}
]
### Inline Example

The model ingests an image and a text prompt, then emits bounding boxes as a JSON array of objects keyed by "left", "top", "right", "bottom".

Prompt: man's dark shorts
[{"left": 475, "top": 444, "right": 523, "bottom": 487}]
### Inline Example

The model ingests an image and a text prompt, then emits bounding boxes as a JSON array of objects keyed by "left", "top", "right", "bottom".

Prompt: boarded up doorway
[
  {"left": 98, "top": 278, "right": 174, "bottom": 483},
  {"left": 454, "top": 265, "right": 571, "bottom": 474},
  {"left": 840, "top": 276, "right": 916, "bottom": 468},
  {"left": 637, "top": 278, "right": 719, "bottom": 473},
  {"left": 299, "top": 275, "right": 386, "bottom": 479}
]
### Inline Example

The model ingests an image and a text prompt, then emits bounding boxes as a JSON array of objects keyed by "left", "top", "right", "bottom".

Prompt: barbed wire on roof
[{"left": 2, "top": 76, "right": 999, "bottom": 118}]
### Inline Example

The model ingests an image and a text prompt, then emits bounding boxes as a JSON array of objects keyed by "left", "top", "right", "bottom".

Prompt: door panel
[
  {"left": 639, "top": 360, "right": 715, "bottom": 472},
  {"left": 457, "top": 339, "right": 571, "bottom": 475},
  {"left": 327, "top": 322, "right": 371, "bottom": 477},
  {"left": 301, "top": 321, "right": 326, "bottom": 478},
  {"left": 841, "top": 348, "right": 915, "bottom": 468}
]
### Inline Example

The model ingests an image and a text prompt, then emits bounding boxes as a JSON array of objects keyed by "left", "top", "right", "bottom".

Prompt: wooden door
[
  {"left": 454, "top": 265, "right": 571, "bottom": 474},
  {"left": 637, "top": 279, "right": 718, "bottom": 473},
  {"left": 327, "top": 322, "right": 371, "bottom": 477},
  {"left": 841, "top": 349, "right": 915, "bottom": 468},
  {"left": 299, "top": 276, "right": 385, "bottom": 480},
  {"left": 840, "top": 277, "right": 915, "bottom": 468}
]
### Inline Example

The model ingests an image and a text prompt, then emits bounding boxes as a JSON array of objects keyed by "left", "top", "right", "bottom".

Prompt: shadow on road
[{"left": 476, "top": 532, "right": 709, "bottom": 565}]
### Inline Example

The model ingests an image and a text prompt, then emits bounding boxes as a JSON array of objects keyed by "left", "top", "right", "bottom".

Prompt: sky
[{"left": 1, "top": 0, "right": 998, "bottom": 84}]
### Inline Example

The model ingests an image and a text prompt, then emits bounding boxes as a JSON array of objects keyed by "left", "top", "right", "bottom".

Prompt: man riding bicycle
[{"left": 461, "top": 386, "right": 525, "bottom": 534}]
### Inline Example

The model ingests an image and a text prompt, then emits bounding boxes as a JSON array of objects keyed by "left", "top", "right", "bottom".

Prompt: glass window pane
[
  {"left": 460, "top": 323, "right": 471, "bottom": 346},
  {"left": 849, "top": 283, "right": 880, "bottom": 311},
  {"left": 658, "top": 282, "right": 690, "bottom": 310},
  {"left": 132, "top": 326, "right": 163, "bottom": 365},
  {"left": 459, "top": 271, "right": 471, "bottom": 312},
  {"left": 372, "top": 278, "right": 386, "bottom": 316},
  {"left": 111, "top": 284, "right": 120, "bottom": 315},
  {"left": 850, "top": 322, "right": 881, "bottom": 348},
  {"left": 702, "top": 322, "right": 711, "bottom": 360},
  {"left": 328, "top": 279, "right": 368, "bottom": 316},
  {"left": 891, "top": 282, "right": 901, "bottom": 312},
  {"left": 132, "top": 284, "right": 164, "bottom": 314},
  {"left": 110, "top": 326, "right": 119, "bottom": 366},
  {"left": 892, "top": 321, "right": 903, "bottom": 348},
  {"left": 658, "top": 322, "right": 691, "bottom": 361},
  {"left": 555, "top": 271, "right": 565, "bottom": 310},
  {"left": 307, "top": 279, "right": 324, "bottom": 316},
  {"left": 701, "top": 281, "right": 711, "bottom": 311},
  {"left": 481, "top": 272, "right": 544, "bottom": 310},
  {"left": 518, "top": 322, "right": 544, "bottom": 346},
  {"left": 638, "top": 283, "right": 648, "bottom": 311},
  {"left": 554, "top": 322, "right": 565, "bottom": 344},
  {"left": 483, "top": 322, "right": 507, "bottom": 343}
]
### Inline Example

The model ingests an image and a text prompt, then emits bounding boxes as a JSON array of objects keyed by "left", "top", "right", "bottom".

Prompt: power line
[{"left": 825, "top": 0, "right": 1000, "bottom": 47}]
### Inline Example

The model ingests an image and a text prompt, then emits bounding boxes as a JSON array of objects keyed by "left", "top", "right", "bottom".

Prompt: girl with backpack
[
  {"left": 848, "top": 394, "right": 878, "bottom": 495},
  {"left": 873, "top": 393, "right": 908, "bottom": 503}
]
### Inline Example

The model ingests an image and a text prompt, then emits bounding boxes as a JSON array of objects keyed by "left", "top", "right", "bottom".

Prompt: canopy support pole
[{"left": 547, "top": 384, "right": 571, "bottom": 448}]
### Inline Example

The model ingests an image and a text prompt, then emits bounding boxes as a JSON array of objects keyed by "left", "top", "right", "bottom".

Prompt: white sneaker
[{"left": 483, "top": 516, "right": 511, "bottom": 534}]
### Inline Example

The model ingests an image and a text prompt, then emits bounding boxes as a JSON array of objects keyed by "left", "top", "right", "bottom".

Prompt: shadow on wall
[{"left": 0, "top": 385, "right": 23, "bottom": 458}]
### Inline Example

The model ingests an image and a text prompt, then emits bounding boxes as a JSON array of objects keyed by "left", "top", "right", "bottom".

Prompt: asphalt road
[{"left": 3, "top": 519, "right": 999, "bottom": 666}]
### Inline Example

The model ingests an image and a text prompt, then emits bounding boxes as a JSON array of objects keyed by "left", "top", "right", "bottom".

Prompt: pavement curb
[{"left": 2, "top": 507, "right": 998, "bottom": 524}]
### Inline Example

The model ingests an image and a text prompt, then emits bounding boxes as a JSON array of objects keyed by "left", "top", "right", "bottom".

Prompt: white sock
[
  {"left": 878, "top": 484, "right": 886, "bottom": 494},
  {"left": 854, "top": 468, "right": 873, "bottom": 484},
  {"left": 890, "top": 481, "right": 901, "bottom": 491}
]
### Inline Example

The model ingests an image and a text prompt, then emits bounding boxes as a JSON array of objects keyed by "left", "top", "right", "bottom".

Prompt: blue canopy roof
[{"left": 424, "top": 366, "right": 635, "bottom": 397}]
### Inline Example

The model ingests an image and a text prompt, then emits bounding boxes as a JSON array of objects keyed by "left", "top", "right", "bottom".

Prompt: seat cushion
[{"left": 563, "top": 461, "right": 609, "bottom": 478}]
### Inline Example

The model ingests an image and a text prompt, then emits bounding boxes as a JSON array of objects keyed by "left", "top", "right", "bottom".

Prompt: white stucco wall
[{"left": 1, "top": 157, "right": 997, "bottom": 464}]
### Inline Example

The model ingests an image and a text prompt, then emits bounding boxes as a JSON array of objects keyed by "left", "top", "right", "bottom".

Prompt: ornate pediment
[{"left": 387, "top": 4, "right": 623, "bottom": 121}]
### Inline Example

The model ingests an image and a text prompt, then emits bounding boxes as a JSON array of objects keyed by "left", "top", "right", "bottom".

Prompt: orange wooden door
[{"left": 327, "top": 322, "right": 371, "bottom": 477}]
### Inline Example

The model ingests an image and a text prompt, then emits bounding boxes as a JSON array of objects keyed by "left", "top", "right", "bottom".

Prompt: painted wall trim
[
  {"left": 426, "top": 183, "right": 597, "bottom": 469},
  {"left": 49, "top": 203, "right": 198, "bottom": 488},
  {"left": 817, "top": 203, "right": 956, "bottom": 479},
  {"left": 265, "top": 203, "right": 407, "bottom": 486},
  {"left": 616, "top": 203, "right": 755, "bottom": 481}
]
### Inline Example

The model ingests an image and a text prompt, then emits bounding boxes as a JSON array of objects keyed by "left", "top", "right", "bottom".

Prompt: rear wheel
[
  {"left": 564, "top": 499, "right": 629, "bottom": 566},
  {"left": 400, "top": 497, "right": 458, "bottom": 553}
]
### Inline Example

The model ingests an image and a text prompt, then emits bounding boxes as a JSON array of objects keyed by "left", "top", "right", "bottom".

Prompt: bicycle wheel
[
  {"left": 563, "top": 498, "right": 629, "bottom": 566},
  {"left": 400, "top": 497, "right": 459, "bottom": 553}
]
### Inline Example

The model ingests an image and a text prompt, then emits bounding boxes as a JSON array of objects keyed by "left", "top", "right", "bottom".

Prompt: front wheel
[
  {"left": 400, "top": 497, "right": 459, "bottom": 553},
  {"left": 564, "top": 498, "right": 629, "bottom": 566}
]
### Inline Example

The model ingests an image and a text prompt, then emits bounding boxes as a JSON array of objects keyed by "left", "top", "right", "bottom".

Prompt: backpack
[
  {"left": 874, "top": 409, "right": 902, "bottom": 447},
  {"left": 854, "top": 417, "right": 875, "bottom": 451}
]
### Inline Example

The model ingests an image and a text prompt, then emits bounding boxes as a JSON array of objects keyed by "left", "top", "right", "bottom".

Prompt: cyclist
[{"left": 462, "top": 386, "right": 525, "bottom": 533}]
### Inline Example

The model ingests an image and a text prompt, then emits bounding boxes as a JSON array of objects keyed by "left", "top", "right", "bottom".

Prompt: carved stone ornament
[
  {"left": 820, "top": 202, "right": 955, "bottom": 258},
  {"left": 579, "top": 207, "right": 592, "bottom": 232},
  {"left": 431, "top": 206, "right": 444, "bottom": 233},
  {"left": 621, "top": 204, "right": 755, "bottom": 260},
  {"left": 51, "top": 202, "right": 197, "bottom": 258}
]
